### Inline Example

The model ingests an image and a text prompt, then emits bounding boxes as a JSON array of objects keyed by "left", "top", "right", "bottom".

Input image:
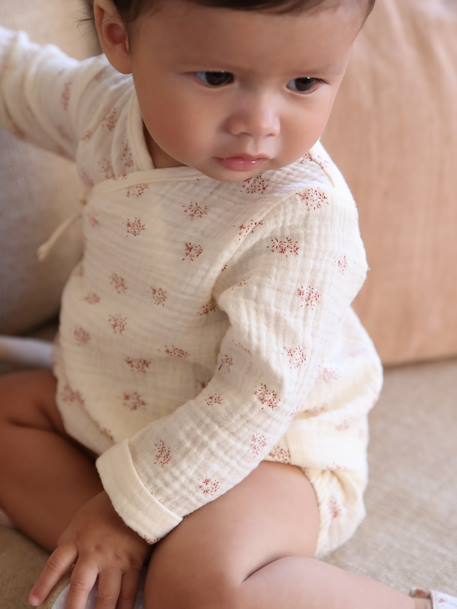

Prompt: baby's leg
[
  {"left": 144, "top": 461, "right": 426, "bottom": 609},
  {"left": 0, "top": 369, "right": 103, "bottom": 551}
]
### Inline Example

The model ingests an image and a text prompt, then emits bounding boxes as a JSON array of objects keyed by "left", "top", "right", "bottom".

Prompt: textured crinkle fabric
[{"left": 0, "top": 26, "right": 383, "bottom": 556}]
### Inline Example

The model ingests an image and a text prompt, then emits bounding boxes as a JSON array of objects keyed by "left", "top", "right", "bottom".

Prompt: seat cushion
[{"left": 1, "top": 356, "right": 456, "bottom": 607}]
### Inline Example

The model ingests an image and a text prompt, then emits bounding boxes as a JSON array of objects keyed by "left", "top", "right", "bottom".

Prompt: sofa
[{"left": 1, "top": 0, "right": 456, "bottom": 607}]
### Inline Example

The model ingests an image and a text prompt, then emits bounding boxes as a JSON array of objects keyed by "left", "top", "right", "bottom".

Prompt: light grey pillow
[{"left": 0, "top": 0, "right": 99, "bottom": 334}]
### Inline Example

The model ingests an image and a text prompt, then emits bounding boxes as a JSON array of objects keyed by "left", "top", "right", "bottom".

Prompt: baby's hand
[{"left": 28, "top": 491, "right": 152, "bottom": 609}]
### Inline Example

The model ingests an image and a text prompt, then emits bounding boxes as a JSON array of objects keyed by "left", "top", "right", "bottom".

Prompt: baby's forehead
[{"left": 134, "top": 1, "right": 360, "bottom": 73}]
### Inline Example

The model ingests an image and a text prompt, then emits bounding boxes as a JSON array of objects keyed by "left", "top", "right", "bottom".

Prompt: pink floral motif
[
  {"left": 268, "top": 237, "right": 300, "bottom": 257},
  {"left": 337, "top": 255, "right": 348, "bottom": 273},
  {"left": 237, "top": 220, "right": 264, "bottom": 240},
  {"left": 199, "top": 478, "right": 221, "bottom": 496},
  {"left": 182, "top": 242, "right": 204, "bottom": 262},
  {"left": 126, "top": 183, "right": 150, "bottom": 198},
  {"left": 98, "top": 158, "right": 115, "bottom": 180},
  {"left": 88, "top": 214, "right": 100, "bottom": 227},
  {"left": 80, "top": 170, "right": 95, "bottom": 189},
  {"left": 255, "top": 383, "right": 280, "bottom": 410},
  {"left": 329, "top": 497, "right": 342, "bottom": 519},
  {"left": 296, "top": 285, "right": 321, "bottom": 308},
  {"left": 150, "top": 287, "right": 168, "bottom": 306},
  {"left": 108, "top": 314, "right": 127, "bottom": 334},
  {"left": 321, "top": 367, "right": 338, "bottom": 383},
  {"left": 73, "top": 326, "right": 91, "bottom": 345},
  {"left": 297, "top": 188, "right": 329, "bottom": 211},
  {"left": 61, "top": 383, "right": 85, "bottom": 407},
  {"left": 102, "top": 107, "right": 119, "bottom": 131},
  {"left": 125, "top": 357, "right": 151, "bottom": 373},
  {"left": 126, "top": 217, "right": 146, "bottom": 237},
  {"left": 123, "top": 391, "right": 146, "bottom": 410},
  {"left": 154, "top": 440, "right": 172, "bottom": 466},
  {"left": 250, "top": 432, "right": 268, "bottom": 457},
  {"left": 110, "top": 272, "right": 127, "bottom": 294},
  {"left": 241, "top": 175, "right": 269, "bottom": 194},
  {"left": 164, "top": 345, "right": 189, "bottom": 359},
  {"left": 120, "top": 141, "right": 134, "bottom": 171},
  {"left": 232, "top": 341, "right": 252, "bottom": 356},
  {"left": 81, "top": 126, "right": 96, "bottom": 142},
  {"left": 182, "top": 201, "right": 208, "bottom": 220},
  {"left": 206, "top": 394, "right": 224, "bottom": 406},
  {"left": 217, "top": 354, "right": 233, "bottom": 372},
  {"left": 335, "top": 419, "right": 352, "bottom": 432},
  {"left": 61, "top": 81, "right": 72, "bottom": 111},
  {"left": 267, "top": 446, "right": 291, "bottom": 464},
  {"left": 199, "top": 300, "right": 216, "bottom": 316},
  {"left": 300, "top": 151, "right": 329, "bottom": 174},
  {"left": 284, "top": 346, "right": 308, "bottom": 368},
  {"left": 84, "top": 292, "right": 100, "bottom": 304}
]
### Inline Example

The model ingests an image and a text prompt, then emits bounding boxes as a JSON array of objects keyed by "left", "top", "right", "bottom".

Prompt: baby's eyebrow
[{"left": 177, "top": 59, "right": 341, "bottom": 76}]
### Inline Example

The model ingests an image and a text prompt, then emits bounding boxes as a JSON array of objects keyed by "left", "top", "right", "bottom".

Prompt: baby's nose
[{"left": 226, "top": 96, "right": 280, "bottom": 138}]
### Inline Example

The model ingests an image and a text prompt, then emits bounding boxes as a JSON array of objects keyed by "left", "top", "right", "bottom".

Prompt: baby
[{"left": 0, "top": 1, "right": 454, "bottom": 609}]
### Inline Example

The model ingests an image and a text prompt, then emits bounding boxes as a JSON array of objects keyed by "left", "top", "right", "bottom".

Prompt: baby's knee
[{"left": 143, "top": 549, "right": 236, "bottom": 609}]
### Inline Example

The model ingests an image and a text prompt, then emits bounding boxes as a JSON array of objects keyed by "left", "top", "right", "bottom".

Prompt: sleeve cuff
[{"left": 96, "top": 439, "right": 182, "bottom": 544}]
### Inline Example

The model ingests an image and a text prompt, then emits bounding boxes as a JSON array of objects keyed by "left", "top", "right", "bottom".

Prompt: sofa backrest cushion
[{"left": 323, "top": 0, "right": 457, "bottom": 365}]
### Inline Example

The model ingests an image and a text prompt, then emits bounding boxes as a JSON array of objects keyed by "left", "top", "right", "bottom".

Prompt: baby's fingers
[
  {"left": 65, "top": 561, "right": 98, "bottom": 609},
  {"left": 28, "top": 544, "right": 77, "bottom": 607},
  {"left": 94, "top": 568, "right": 122, "bottom": 609},
  {"left": 117, "top": 569, "right": 142, "bottom": 609}
]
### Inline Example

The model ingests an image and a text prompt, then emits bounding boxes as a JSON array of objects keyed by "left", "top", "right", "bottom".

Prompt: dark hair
[{"left": 109, "top": 0, "right": 376, "bottom": 23}]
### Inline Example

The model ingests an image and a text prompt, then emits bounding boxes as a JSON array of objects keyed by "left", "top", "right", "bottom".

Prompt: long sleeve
[
  {"left": 0, "top": 26, "right": 111, "bottom": 161},
  {"left": 95, "top": 187, "right": 369, "bottom": 544}
]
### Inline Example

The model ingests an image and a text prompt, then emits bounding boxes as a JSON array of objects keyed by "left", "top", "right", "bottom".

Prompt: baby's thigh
[
  {"left": 143, "top": 462, "right": 320, "bottom": 609},
  {"left": 0, "top": 369, "right": 65, "bottom": 435}
]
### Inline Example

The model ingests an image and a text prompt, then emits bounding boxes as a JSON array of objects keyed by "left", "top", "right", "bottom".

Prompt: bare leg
[
  {"left": 143, "top": 461, "right": 430, "bottom": 609},
  {"left": 238, "top": 555, "right": 429, "bottom": 609},
  {"left": 0, "top": 369, "right": 103, "bottom": 551}
]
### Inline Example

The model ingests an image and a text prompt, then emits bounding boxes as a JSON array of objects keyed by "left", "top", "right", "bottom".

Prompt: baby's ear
[{"left": 93, "top": 0, "right": 132, "bottom": 74}]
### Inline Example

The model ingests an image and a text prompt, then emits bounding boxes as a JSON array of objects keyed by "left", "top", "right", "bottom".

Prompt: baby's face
[{"left": 118, "top": 1, "right": 363, "bottom": 180}]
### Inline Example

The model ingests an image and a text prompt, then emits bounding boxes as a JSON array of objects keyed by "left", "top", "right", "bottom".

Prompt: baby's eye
[
  {"left": 195, "top": 71, "right": 234, "bottom": 87},
  {"left": 287, "top": 77, "right": 320, "bottom": 94}
]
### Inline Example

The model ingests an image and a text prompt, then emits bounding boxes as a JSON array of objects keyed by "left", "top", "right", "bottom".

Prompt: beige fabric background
[
  {"left": 323, "top": 0, "right": 457, "bottom": 365},
  {"left": 1, "top": 0, "right": 457, "bottom": 366}
]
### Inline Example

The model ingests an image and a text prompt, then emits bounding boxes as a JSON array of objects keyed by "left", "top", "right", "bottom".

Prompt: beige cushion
[
  {"left": 0, "top": 0, "right": 98, "bottom": 335},
  {"left": 2, "top": 356, "right": 456, "bottom": 605},
  {"left": 323, "top": 0, "right": 457, "bottom": 365}
]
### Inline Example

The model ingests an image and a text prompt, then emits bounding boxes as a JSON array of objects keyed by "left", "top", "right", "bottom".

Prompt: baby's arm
[
  {"left": 95, "top": 187, "right": 372, "bottom": 545},
  {"left": 0, "top": 26, "right": 106, "bottom": 160}
]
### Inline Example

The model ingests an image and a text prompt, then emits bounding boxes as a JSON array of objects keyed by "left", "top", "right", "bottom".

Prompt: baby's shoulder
[
  {"left": 73, "top": 55, "right": 137, "bottom": 187},
  {"left": 259, "top": 142, "right": 358, "bottom": 220}
]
